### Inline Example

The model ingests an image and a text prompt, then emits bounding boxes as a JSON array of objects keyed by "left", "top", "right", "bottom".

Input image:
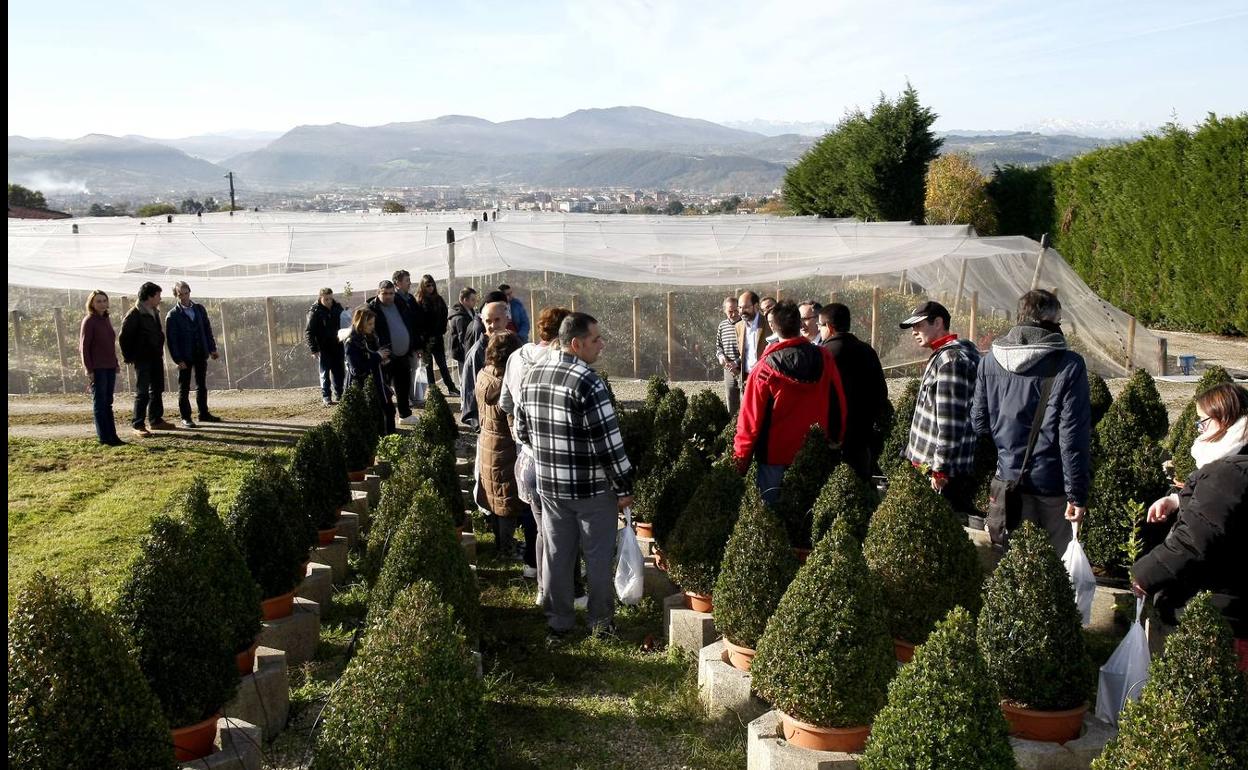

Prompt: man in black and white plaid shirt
[
  {"left": 715, "top": 296, "right": 741, "bottom": 414},
  {"left": 515, "top": 311, "right": 634, "bottom": 644}
]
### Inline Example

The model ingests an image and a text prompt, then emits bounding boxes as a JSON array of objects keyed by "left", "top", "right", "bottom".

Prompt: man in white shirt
[{"left": 734, "top": 291, "right": 770, "bottom": 384}]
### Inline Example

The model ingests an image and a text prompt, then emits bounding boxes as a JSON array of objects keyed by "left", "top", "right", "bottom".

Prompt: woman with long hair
[
  {"left": 417, "top": 274, "right": 458, "bottom": 396},
  {"left": 475, "top": 332, "right": 535, "bottom": 570},
  {"left": 343, "top": 306, "right": 395, "bottom": 434},
  {"left": 79, "top": 290, "right": 124, "bottom": 445}
]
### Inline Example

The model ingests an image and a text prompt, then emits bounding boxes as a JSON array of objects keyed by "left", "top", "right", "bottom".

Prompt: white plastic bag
[
  {"left": 614, "top": 507, "right": 644, "bottom": 606},
  {"left": 1095, "top": 598, "right": 1151, "bottom": 726},
  {"left": 411, "top": 356, "right": 429, "bottom": 404},
  {"left": 1062, "top": 522, "right": 1097, "bottom": 626}
]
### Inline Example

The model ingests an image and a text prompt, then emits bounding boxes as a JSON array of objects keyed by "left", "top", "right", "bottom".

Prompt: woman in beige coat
[{"left": 475, "top": 332, "right": 535, "bottom": 569}]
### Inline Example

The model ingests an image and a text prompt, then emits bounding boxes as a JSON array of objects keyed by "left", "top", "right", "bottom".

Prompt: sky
[{"left": 8, "top": 0, "right": 1247, "bottom": 139}]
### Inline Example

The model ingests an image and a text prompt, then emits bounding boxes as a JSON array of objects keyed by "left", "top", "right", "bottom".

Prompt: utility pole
[{"left": 224, "top": 171, "right": 236, "bottom": 216}]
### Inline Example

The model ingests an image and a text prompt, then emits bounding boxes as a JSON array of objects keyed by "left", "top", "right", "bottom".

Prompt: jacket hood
[
  {"left": 514, "top": 342, "right": 552, "bottom": 369},
  {"left": 337, "top": 327, "right": 353, "bottom": 343},
  {"left": 450, "top": 303, "right": 471, "bottom": 317},
  {"left": 991, "top": 325, "right": 1067, "bottom": 373},
  {"left": 762, "top": 337, "right": 825, "bottom": 384}
]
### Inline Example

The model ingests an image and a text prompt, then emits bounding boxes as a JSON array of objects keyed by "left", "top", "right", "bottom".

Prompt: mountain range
[{"left": 7, "top": 107, "right": 1120, "bottom": 197}]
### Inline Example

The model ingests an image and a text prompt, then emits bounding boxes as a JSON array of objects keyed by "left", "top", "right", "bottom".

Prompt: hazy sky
[{"left": 8, "top": 0, "right": 1247, "bottom": 138}]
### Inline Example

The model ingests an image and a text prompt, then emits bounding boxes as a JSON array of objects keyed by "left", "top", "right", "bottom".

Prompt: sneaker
[
  {"left": 197, "top": 413, "right": 222, "bottom": 423},
  {"left": 591, "top": 622, "right": 618, "bottom": 641},
  {"left": 534, "top": 590, "right": 545, "bottom": 607},
  {"left": 574, "top": 595, "right": 589, "bottom": 611},
  {"left": 180, "top": 419, "right": 196, "bottom": 429},
  {"left": 149, "top": 419, "right": 177, "bottom": 430},
  {"left": 132, "top": 427, "right": 152, "bottom": 438},
  {"left": 399, "top": 414, "right": 421, "bottom": 426},
  {"left": 322, "top": 398, "right": 333, "bottom": 407},
  {"left": 522, "top": 565, "right": 537, "bottom": 579},
  {"left": 545, "top": 627, "right": 572, "bottom": 648},
  {"left": 447, "top": 388, "right": 462, "bottom": 397}
]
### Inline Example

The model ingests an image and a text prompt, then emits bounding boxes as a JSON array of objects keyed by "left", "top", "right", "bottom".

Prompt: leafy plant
[
  {"left": 861, "top": 606, "right": 1015, "bottom": 770},
  {"left": 681, "top": 389, "right": 730, "bottom": 458},
  {"left": 643, "top": 374, "right": 670, "bottom": 413},
  {"left": 879, "top": 378, "right": 919, "bottom": 472},
  {"left": 362, "top": 373, "right": 386, "bottom": 450},
  {"left": 1166, "top": 365, "right": 1233, "bottom": 482},
  {"left": 314, "top": 581, "right": 494, "bottom": 770},
  {"left": 863, "top": 466, "right": 983, "bottom": 644},
  {"left": 647, "top": 387, "right": 689, "bottom": 473},
  {"left": 290, "top": 424, "right": 340, "bottom": 531},
  {"left": 1085, "top": 402, "right": 1168, "bottom": 572},
  {"left": 751, "top": 519, "right": 896, "bottom": 728},
  {"left": 226, "top": 459, "right": 307, "bottom": 599},
  {"left": 634, "top": 445, "right": 706, "bottom": 550},
  {"left": 811, "top": 461, "right": 881, "bottom": 544},
  {"left": 1092, "top": 592, "right": 1248, "bottom": 770},
  {"left": 775, "top": 425, "right": 839, "bottom": 548},
  {"left": 374, "top": 433, "right": 407, "bottom": 466},
  {"left": 333, "top": 381, "right": 376, "bottom": 471},
  {"left": 1088, "top": 370, "right": 1113, "bottom": 428},
  {"left": 717, "top": 413, "right": 739, "bottom": 462},
  {"left": 414, "top": 384, "right": 458, "bottom": 450},
  {"left": 977, "top": 521, "right": 1092, "bottom": 711},
  {"left": 8, "top": 573, "right": 176, "bottom": 770},
  {"left": 617, "top": 406, "right": 654, "bottom": 477},
  {"left": 664, "top": 458, "right": 744, "bottom": 596},
  {"left": 1114, "top": 368, "right": 1169, "bottom": 442},
  {"left": 320, "top": 424, "right": 353, "bottom": 512}
]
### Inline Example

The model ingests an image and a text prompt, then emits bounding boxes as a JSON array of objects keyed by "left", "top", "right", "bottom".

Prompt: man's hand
[
  {"left": 1147, "top": 494, "right": 1179, "bottom": 523},
  {"left": 617, "top": 495, "right": 634, "bottom": 511},
  {"left": 930, "top": 475, "right": 948, "bottom": 492},
  {"left": 176, "top": 361, "right": 188, "bottom": 370},
  {"left": 1131, "top": 578, "right": 1147, "bottom": 599},
  {"left": 210, "top": 351, "right": 219, "bottom": 360},
  {"left": 1064, "top": 502, "right": 1086, "bottom": 523}
]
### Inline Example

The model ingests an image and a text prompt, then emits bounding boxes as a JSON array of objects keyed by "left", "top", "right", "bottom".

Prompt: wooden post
[
  {"left": 666, "top": 292, "right": 675, "bottom": 377},
  {"left": 968, "top": 291, "right": 979, "bottom": 348},
  {"left": 529, "top": 290, "right": 538, "bottom": 343},
  {"left": 52, "top": 308, "right": 69, "bottom": 393},
  {"left": 10, "top": 310, "right": 23, "bottom": 367},
  {"left": 1126, "top": 317, "right": 1137, "bottom": 370},
  {"left": 447, "top": 240, "right": 456, "bottom": 300},
  {"left": 1030, "top": 235, "right": 1049, "bottom": 290},
  {"left": 829, "top": 291, "right": 838, "bottom": 305},
  {"left": 218, "top": 302, "right": 233, "bottom": 389},
  {"left": 264, "top": 297, "right": 279, "bottom": 389},
  {"left": 775, "top": 286, "right": 783, "bottom": 302},
  {"left": 1156, "top": 337, "right": 1168, "bottom": 376},
  {"left": 870, "top": 286, "right": 881, "bottom": 351},
  {"left": 953, "top": 260, "right": 968, "bottom": 315},
  {"left": 898, "top": 269, "right": 907, "bottom": 294},
  {"left": 632, "top": 296, "right": 640, "bottom": 379},
  {"left": 570, "top": 294, "right": 579, "bottom": 313}
]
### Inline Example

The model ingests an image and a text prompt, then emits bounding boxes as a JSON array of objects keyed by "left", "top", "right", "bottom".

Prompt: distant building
[{"left": 7, "top": 205, "right": 71, "bottom": 220}]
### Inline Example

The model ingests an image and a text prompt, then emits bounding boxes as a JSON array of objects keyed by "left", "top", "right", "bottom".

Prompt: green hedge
[
  {"left": 775, "top": 425, "right": 839, "bottom": 548},
  {"left": 665, "top": 458, "right": 744, "bottom": 596},
  {"left": 227, "top": 459, "right": 307, "bottom": 599},
  {"left": 1167, "top": 366, "right": 1234, "bottom": 483},
  {"left": 811, "top": 462, "right": 880, "bottom": 544}
]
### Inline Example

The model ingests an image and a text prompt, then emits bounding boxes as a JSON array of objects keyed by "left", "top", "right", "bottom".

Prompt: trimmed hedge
[
  {"left": 665, "top": 458, "right": 744, "bottom": 596},
  {"left": 8, "top": 573, "right": 176, "bottom": 770},
  {"left": 643, "top": 374, "right": 670, "bottom": 413},
  {"left": 978, "top": 522, "right": 1092, "bottom": 711},
  {"left": 681, "top": 389, "right": 730, "bottom": 458},
  {"left": 1088, "top": 370, "right": 1112, "bottom": 428},
  {"left": 879, "top": 378, "right": 919, "bottom": 472},
  {"left": 1167, "top": 366, "right": 1234, "bottom": 483},
  {"left": 314, "top": 581, "right": 494, "bottom": 770},
  {"left": 863, "top": 466, "right": 982, "bottom": 644},
  {"left": 635, "top": 444, "right": 706, "bottom": 552},
  {"left": 647, "top": 387, "right": 689, "bottom": 473},
  {"left": 1092, "top": 592, "right": 1248, "bottom": 770},
  {"left": 775, "top": 425, "right": 839, "bottom": 548},
  {"left": 414, "top": 384, "right": 458, "bottom": 450},
  {"left": 321, "top": 425, "right": 353, "bottom": 511},
  {"left": 752, "top": 519, "right": 896, "bottom": 728},
  {"left": 226, "top": 459, "right": 307, "bottom": 599},
  {"left": 717, "top": 413, "right": 739, "bottom": 463},
  {"left": 713, "top": 481, "right": 799, "bottom": 650},
  {"left": 333, "top": 380, "right": 376, "bottom": 471},
  {"left": 364, "top": 446, "right": 461, "bottom": 584},
  {"left": 290, "top": 424, "right": 340, "bottom": 531},
  {"left": 861, "top": 606, "right": 1015, "bottom": 770},
  {"left": 1115, "top": 368, "right": 1169, "bottom": 441},
  {"left": 811, "top": 461, "right": 880, "bottom": 544}
]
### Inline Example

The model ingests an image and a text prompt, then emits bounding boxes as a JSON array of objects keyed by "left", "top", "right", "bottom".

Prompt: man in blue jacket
[
  {"left": 165, "top": 281, "right": 220, "bottom": 428},
  {"left": 972, "top": 289, "right": 1090, "bottom": 554},
  {"left": 500, "top": 283, "right": 530, "bottom": 341}
]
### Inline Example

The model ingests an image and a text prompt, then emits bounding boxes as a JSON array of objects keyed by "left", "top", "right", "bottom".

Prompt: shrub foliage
[
  {"left": 1085, "top": 401, "right": 1168, "bottom": 572},
  {"left": 879, "top": 378, "right": 919, "bottom": 472},
  {"left": 1167, "top": 365, "right": 1234, "bottom": 483},
  {"left": 811, "top": 461, "right": 880, "bottom": 544},
  {"left": 333, "top": 381, "right": 377, "bottom": 471},
  {"left": 1088, "top": 370, "right": 1113, "bottom": 428},
  {"left": 290, "top": 424, "right": 342, "bottom": 531},
  {"left": 227, "top": 459, "right": 307, "bottom": 599},
  {"left": 634, "top": 444, "right": 707, "bottom": 550},
  {"left": 665, "top": 458, "right": 744, "bottom": 596},
  {"left": 414, "top": 384, "right": 458, "bottom": 449},
  {"left": 775, "top": 425, "right": 839, "bottom": 547},
  {"left": 681, "top": 389, "right": 731, "bottom": 458}
]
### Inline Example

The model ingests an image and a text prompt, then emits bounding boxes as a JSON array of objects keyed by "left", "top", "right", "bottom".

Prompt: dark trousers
[
  {"left": 423, "top": 338, "right": 457, "bottom": 392},
  {"left": 91, "top": 368, "right": 119, "bottom": 443},
  {"left": 318, "top": 347, "right": 345, "bottom": 400},
  {"left": 177, "top": 357, "right": 210, "bottom": 420},
  {"left": 724, "top": 368, "right": 740, "bottom": 415},
  {"left": 987, "top": 482, "right": 1072, "bottom": 554},
  {"left": 941, "top": 474, "right": 981, "bottom": 518},
  {"left": 493, "top": 503, "right": 538, "bottom": 568},
  {"left": 132, "top": 360, "right": 165, "bottom": 428},
  {"left": 384, "top": 354, "right": 413, "bottom": 418}
]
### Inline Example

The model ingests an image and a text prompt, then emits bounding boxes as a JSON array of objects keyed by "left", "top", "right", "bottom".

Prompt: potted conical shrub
[
  {"left": 1166, "top": 366, "right": 1233, "bottom": 483},
  {"left": 362, "top": 371, "right": 386, "bottom": 447},
  {"left": 635, "top": 444, "right": 706, "bottom": 545},
  {"left": 413, "top": 384, "right": 458, "bottom": 450},
  {"left": 878, "top": 378, "right": 919, "bottom": 472},
  {"left": 751, "top": 519, "right": 896, "bottom": 752},
  {"left": 116, "top": 515, "right": 239, "bottom": 761},
  {"left": 1092, "top": 592, "right": 1248, "bottom": 770},
  {"left": 665, "top": 457, "right": 744, "bottom": 611},
  {"left": 8, "top": 573, "right": 176, "bottom": 769},
  {"left": 716, "top": 413, "right": 738, "bottom": 462},
  {"left": 314, "top": 581, "right": 495, "bottom": 770},
  {"left": 646, "top": 387, "right": 689, "bottom": 473},
  {"left": 860, "top": 606, "right": 1015, "bottom": 770},
  {"left": 290, "top": 425, "right": 340, "bottom": 544},
  {"left": 811, "top": 462, "right": 880, "bottom": 545},
  {"left": 320, "top": 424, "right": 353, "bottom": 517},
  {"left": 776, "top": 425, "right": 839, "bottom": 550},
  {"left": 618, "top": 406, "right": 655, "bottom": 478},
  {"left": 370, "top": 481, "right": 481, "bottom": 640},
  {"left": 978, "top": 521, "right": 1093, "bottom": 742},
  {"left": 333, "top": 381, "right": 375, "bottom": 479},
  {"left": 227, "top": 460, "right": 307, "bottom": 620},
  {"left": 713, "top": 481, "right": 799, "bottom": 670},
  {"left": 682, "top": 388, "right": 730, "bottom": 459},
  {"left": 1087, "top": 370, "right": 1112, "bottom": 428},
  {"left": 863, "top": 466, "right": 982, "bottom": 661},
  {"left": 1115, "top": 368, "right": 1169, "bottom": 441},
  {"left": 643, "top": 373, "right": 670, "bottom": 413}
]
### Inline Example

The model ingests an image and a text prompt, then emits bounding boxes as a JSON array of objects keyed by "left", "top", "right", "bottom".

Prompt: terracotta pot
[
  {"left": 260, "top": 588, "right": 297, "bottom": 621},
  {"left": 1001, "top": 701, "right": 1089, "bottom": 743},
  {"left": 685, "top": 591, "right": 713, "bottom": 613},
  {"left": 171, "top": 711, "right": 220, "bottom": 761},
  {"left": 778, "top": 710, "right": 870, "bottom": 753},
  {"left": 894, "top": 638, "right": 916, "bottom": 663},
  {"left": 235, "top": 638, "right": 260, "bottom": 677},
  {"left": 722, "top": 637, "right": 757, "bottom": 672},
  {"left": 635, "top": 521, "right": 654, "bottom": 540},
  {"left": 317, "top": 526, "right": 339, "bottom": 546},
  {"left": 348, "top": 469, "right": 366, "bottom": 482},
  {"left": 793, "top": 547, "right": 811, "bottom": 564}
]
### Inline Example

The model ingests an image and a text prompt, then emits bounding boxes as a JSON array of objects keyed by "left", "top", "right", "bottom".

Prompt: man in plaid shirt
[
  {"left": 900, "top": 300, "right": 981, "bottom": 514},
  {"left": 515, "top": 312, "right": 634, "bottom": 644},
  {"left": 715, "top": 296, "right": 741, "bottom": 414}
]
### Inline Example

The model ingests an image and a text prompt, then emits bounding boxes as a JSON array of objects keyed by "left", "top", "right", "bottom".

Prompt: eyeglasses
[
  {"left": 817, "top": 321, "right": 829, "bottom": 327},
  {"left": 800, "top": 315, "right": 816, "bottom": 322},
  {"left": 1195, "top": 416, "right": 1214, "bottom": 432}
]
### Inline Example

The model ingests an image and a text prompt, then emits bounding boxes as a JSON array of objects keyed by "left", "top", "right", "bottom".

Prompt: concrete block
[
  {"left": 963, "top": 525, "right": 1002, "bottom": 574},
  {"left": 179, "top": 717, "right": 262, "bottom": 770},
  {"left": 644, "top": 558, "right": 679, "bottom": 599},
  {"left": 336, "top": 512, "right": 360, "bottom": 550},
  {"left": 344, "top": 490, "right": 369, "bottom": 515},
  {"left": 461, "top": 531, "right": 477, "bottom": 565},
  {"left": 362, "top": 473, "right": 382, "bottom": 506},
  {"left": 295, "top": 562, "right": 332, "bottom": 612},
  {"left": 635, "top": 534, "right": 659, "bottom": 559},
  {"left": 665, "top": 593, "right": 719, "bottom": 655},
  {"left": 313, "top": 537, "right": 349, "bottom": 584},
  {"left": 698, "top": 640, "right": 769, "bottom": 721},
  {"left": 223, "top": 647, "right": 289, "bottom": 741},
  {"left": 1088, "top": 585, "right": 1133, "bottom": 635},
  {"left": 747, "top": 710, "right": 861, "bottom": 770},
  {"left": 257, "top": 598, "right": 321, "bottom": 666},
  {"left": 1010, "top": 713, "right": 1116, "bottom": 770}
]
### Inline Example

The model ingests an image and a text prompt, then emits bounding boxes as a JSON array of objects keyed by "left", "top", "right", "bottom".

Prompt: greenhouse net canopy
[{"left": 7, "top": 210, "right": 1155, "bottom": 375}]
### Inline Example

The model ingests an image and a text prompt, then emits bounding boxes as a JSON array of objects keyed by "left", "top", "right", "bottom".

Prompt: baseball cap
[{"left": 899, "top": 300, "right": 951, "bottom": 329}]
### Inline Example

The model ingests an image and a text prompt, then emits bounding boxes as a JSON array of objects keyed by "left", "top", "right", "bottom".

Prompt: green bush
[
  {"left": 879, "top": 378, "right": 919, "bottom": 472},
  {"left": 320, "top": 425, "right": 353, "bottom": 511},
  {"left": 647, "top": 387, "right": 689, "bottom": 472},
  {"left": 775, "top": 425, "right": 839, "bottom": 548},
  {"left": 8, "top": 574, "right": 176, "bottom": 770},
  {"left": 681, "top": 389, "right": 730, "bottom": 458},
  {"left": 717, "top": 413, "right": 738, "bottom": 462},
  {"left": 863, "top": 466, "right": 982, "bottom": 644},
  {"left": 713, "top": 482, "right": 799, "bottom": 650},
  {"left": 314, "top": 581, "right": 493, "bottom": 770},
  {"left": 374, "top": 433, "right": 407, "bottom": 466},
  {"left": 1167, "top": 366, "right": 1234, "bottom": 482},
  {"left": 1088, "top": 370, "right": 1113, "bottom": 428},
  {"left": 634, "top": 445, "right": 706, "bottom": 551},
  {"left": 116, "top": 515, "right": 239, "bottom": 727},
  {"left": 364, "top": 449, "right": 461, "bottom": 584},
  {"left": 665, "top": 458, "right": 744, "bottom": 596},
  {"left": 333, "top": 381, "right": 376, "bottom": 471},
  {"left": 618, "top": 406, "right": 654, "bottom": 476},
  {"left": 226, "top": 459, "right": 307, "bottom": 599},
  {"left": 643, "top": 374, "right": 670, "bottom": 413},
  {"left": 861, "top": 606, "right": 1015, "bottom": 770},
  {"left": 290, "top": 424, "right": 340, "bottom": 531},
  {"left": 1085, "top": 403, "right": 1169, "bottom": 572},
  {"left": 811, "top": 461, "right": 880, "bottom": 544},
  {"left": 978, "top": 522, "right": 1092, "bottom": 711},
  {"left": 370, "top": 482, "right": 480, "bottom": 639},
  {"left": 415, "top": 384, "right": 458, "bottom": 450},
  {"left": 1092, "top": 592, "right": 1248, "bottom": 770},
  {"left": 362, "top": 373, "right": 386, "bottom": 448},
  {"left": 1116, "top": 369, "right": 1169, "bottom": 441},
  {"left": 752, "top": 519, "right": 896, "bottom": 727}
]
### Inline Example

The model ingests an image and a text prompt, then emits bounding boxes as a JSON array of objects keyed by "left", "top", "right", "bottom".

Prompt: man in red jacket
[{"left": 734, "top": 300, "right": 848, "bottom": 504}]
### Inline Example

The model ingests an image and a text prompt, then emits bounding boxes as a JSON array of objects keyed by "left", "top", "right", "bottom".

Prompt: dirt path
[{"left": 1146, "top": 328, "right": 1248, "bottom": 375}]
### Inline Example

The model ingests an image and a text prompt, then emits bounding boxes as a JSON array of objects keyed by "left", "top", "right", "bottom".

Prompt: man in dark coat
[
  {"left": 305, "top": 287, "right": 346, "bottom": 406},
  {"left": 367, "top": 280, "right": 420, "bottom": 425},
  {"left": 118, "top": 281, "right": 175, "bottom": 436},
  {"left": 165, "top": 281, "right": 220, "bottom": 427},
  {"left": 449, "top": 286, "right": 479, "bottom": 386},
  {"left": 971, "top": 289, "right": 1090, "bottom": 554},
  {"left": 818, "top": 303, "right": 888, "bottom": 479}
]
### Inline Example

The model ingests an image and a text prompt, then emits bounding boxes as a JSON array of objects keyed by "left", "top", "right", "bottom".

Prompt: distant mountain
[
  {"left": 939, "top": 132, "right": 1118, "bottom": 171},
  {"left": 723, "top": 119, "right": 835, "bottom": 137},
  {"left": 126, "top": 130, "right": 286, "bottom": 163},
  {"left": 1017, "top": 119, "right": 1155, "bottom": 139},
  {"left": 8, "top": 134, "right": 227, "bottom": 194},
  {"left": 540, "top": 150, "right": 785, "bottom": 192}
]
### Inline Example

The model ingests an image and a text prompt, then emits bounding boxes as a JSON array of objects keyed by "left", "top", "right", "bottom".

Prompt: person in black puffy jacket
[
  {"left": 305, "top": 288, "right": 346, "bottom": 406},
  {"left": 418, "top": 274, "right": 458, "bottom": 396}
]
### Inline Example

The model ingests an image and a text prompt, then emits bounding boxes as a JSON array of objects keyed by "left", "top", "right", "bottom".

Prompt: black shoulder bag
[{"left": 987, "top": 361, "right": 1058, "bottom": 547}]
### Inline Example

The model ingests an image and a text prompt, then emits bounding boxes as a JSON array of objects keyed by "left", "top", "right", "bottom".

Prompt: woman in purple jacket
[{"left": 79, "top": 290, "right": 124, "bottom": 445}]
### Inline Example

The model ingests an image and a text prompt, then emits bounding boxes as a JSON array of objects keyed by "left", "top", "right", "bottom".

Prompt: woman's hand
[{"left": 1147, "top": 494, "right": 1180, "bottom": 523}]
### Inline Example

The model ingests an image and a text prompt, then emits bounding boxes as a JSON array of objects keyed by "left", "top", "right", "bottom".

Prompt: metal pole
[{"left": 265, "top": 297, "right": 279, "bottom": 388}]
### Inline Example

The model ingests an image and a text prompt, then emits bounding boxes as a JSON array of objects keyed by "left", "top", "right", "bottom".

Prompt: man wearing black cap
[{"left": 899, "top": 300, "right": 981, "bottom": 514}]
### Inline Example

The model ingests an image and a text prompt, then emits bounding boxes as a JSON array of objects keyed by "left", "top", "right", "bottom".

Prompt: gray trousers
[
  {"left": 989, "top": 485, "right": 1072, "bottom": 555},
  {"left": 540, "top": 491, "right": 617, "bottom": 632},
  {"left": 724, "top": 367, "right": 740, "bottom": 415}
]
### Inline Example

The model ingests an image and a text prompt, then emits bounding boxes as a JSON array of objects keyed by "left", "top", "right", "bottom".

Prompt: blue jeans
[
  {"left": 757, "top": 463, "right": 788, "bottom": 506},
  {"left": 318, "top": 347, "right": 345, "bottom": 401},
  {"left": 91, "top": 368, "right": 119, "bottom": 443}
]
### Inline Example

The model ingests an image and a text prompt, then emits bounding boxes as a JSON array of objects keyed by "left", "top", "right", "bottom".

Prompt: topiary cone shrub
[
  {"left": 646, "top": 387, "right": 689, "bottom": 473},
  {"left": 290, "top": 424, "right": 340, "bottom": 532},
  {"left": 716, "top": 412, "right": 739, "bottom": 462},
  {"left": 682, "top": 389, "right": 730, "bottom": 459},
  {"left": 618, "top": 406, "right": 655, "bottom": 478},
  {"left": 775, "top": 424, "right": 839, "bottom": 548},
  {"left": 314, "top": 581, "right": 494, "bottom": 770},
  {"left": 978, "top": 522, "right": 1093, "bottom": 730},
  {"left": 8, "top": 573, "right": 177, "bottom": 770},
  {"left": 863, "top": 466, "right": 982, "bottom": 647},
  {"left": 1116, "top": 368, "right": 1169, "bottom": 442},
  {"left": 363, "top": 448, "right": 460, "bottom": 584},
  {"left": 361, "top": 372, "right": 386, "bottom": 449},
  {"left": 1092, "top": 592, "right": 1248, "bottom": 770},
  {"left": 665, "top": 457, "right": 744, "bottom": 598},
  {"left": 860, "top": 605, "right": 1015, "bottom": 770},
  {"left": 1088, "top": 370, "right": 1113, "bottom": 428},
  {"left": 415, "top": 384, "right": 458, "bottom": 450},
  {"left": 333, "top": 381, "right": 376, "bottom": 472},
  {"left": 643, "top": 373, "right": 670, "bottom": 413},
  {"left": 878, "top": 378, "right": 919, "bottom": 473},
  {"left": 369, "top": 482, "right": 480, "bottom": 640},
  {"left": 320, "top": 423, "right": 353, "bottom": 514},
  {"left": 226, "top": 459, "right": 307, "bottom": 602},
  {"left": 635, "top": 444, "right": 707, "bottom": 550},
  {"left": 713, "top": 480, "right": 799, "bottom": 663},
  {"left": 811, "top": 462, "right": 881, "bottom": 545},
  {"left": 1166, "top": 365, "right": 1233, "bottom": 483},
  {"left": 751, "top": 519, "right": 895, "bottom": 749},
  {"left": 115, "top": 515, "right": 239, "bottom": 733}
]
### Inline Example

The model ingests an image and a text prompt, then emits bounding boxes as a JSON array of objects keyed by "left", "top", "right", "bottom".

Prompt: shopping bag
[
  {"left": 614, "top": 507, "right": 644, "bottom": 606},
  {"left": 1095, "top": 598, "right": 1150, "bottom": 726},
  {"left": 411, "top": 357, "right": 429, "bottom": 404},
  {"left": 1062, "top": 522, "right": 1097, "bottom": 626}
]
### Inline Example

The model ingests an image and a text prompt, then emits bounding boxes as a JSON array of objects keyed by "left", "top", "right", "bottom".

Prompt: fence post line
[
  {"left": 265, "top": 297, "right": 279, "bottom": 389},
  {"left": 1156, "top": 337, "right": 1168, "bottom": 376},
  {"left": 1126, "top": 316, "right": 1137, "bottom": 371},
  {"left": 870, "top": 286, "right": 881, "bottom": 352},
  {"left": 632, "top": 296, "right": 640, "bottom": 379},
  {"left": 218, "top": 302, "right": 233, "bottom": 389},
  {"left": 10, "top": 309, "right": 24, "bottom": 368},
  {"left": 953, "top": 259, "right": 968, "bottom": 315},
  {"left": 968, "top": 291, "right": 979, "bottom": 348},
  {"left": 52, "top": 308, "right": 69, "bottom": 393},
  {"left": 667, "top": 292, "right": 676, "bottom": 378}
]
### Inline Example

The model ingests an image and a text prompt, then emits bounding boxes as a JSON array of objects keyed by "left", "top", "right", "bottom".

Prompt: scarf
[{"left": 1191, "top": 415, "right": 1248, "bottom": 469}]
